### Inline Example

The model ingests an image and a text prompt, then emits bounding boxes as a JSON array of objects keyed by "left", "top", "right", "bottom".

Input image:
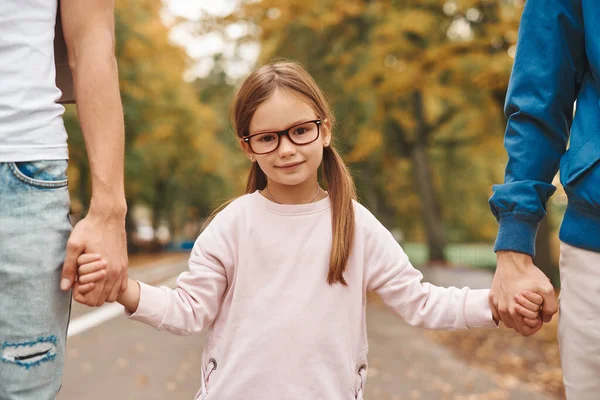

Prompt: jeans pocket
[{"left": 8, "top": 161, "right": 68, "bottom": 189}]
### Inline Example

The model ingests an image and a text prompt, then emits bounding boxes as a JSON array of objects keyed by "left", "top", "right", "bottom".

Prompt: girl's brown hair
[{"left": 233, "top": 61, "right": 356, "bottom": 285}]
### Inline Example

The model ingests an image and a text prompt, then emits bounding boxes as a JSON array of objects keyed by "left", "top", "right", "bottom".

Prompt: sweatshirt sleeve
[
  {"left": 489, "top": 0, "right": 585, "bottom": 256},
  {"left": 128, "top": 212, "right": 234, "bottom": 336},
  {"left": 363, "top": 214, "right": 496, "bottom": 330}
]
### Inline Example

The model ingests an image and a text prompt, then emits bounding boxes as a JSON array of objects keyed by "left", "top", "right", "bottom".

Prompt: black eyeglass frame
[{"left": 242, "top": 119, "right": 322, "bottom": 155}]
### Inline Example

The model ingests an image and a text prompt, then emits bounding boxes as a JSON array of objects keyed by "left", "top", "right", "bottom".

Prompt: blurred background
[{"left": 58, "top": 0, "right": 566, "bottom": 399}]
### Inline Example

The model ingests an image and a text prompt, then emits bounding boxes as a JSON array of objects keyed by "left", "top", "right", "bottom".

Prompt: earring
[{"left": 250, "top": 156, "right": 254, "bottom": 161}]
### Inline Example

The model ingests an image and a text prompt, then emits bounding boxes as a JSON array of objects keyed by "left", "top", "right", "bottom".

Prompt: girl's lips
[{"left": 276, "top": 161, "right": 304, "bottom": 170}]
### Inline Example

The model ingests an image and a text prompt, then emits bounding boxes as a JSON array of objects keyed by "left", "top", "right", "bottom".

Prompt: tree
[
  {"left": 65, "top": 0, "right": 237, "bottom": 250},
  {"left": 205, "top": 0, "right": 523, "bottom": 262}
]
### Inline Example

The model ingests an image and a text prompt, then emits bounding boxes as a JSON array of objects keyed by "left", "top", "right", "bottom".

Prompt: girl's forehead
[{"left": 249, "top": 88, "right": 317, "bottom": 133}]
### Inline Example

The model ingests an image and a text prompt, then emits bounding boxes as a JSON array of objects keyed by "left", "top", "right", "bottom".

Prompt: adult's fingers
[
  {"left": 107, "top": 274, "right": 124, "bottom": 302},
  {"left": 541, "top": 285, "right": 558, "bottom": 323},
  {"left": 73, "top": 291, "right": 85, "bottom": 304},
  {"left": 61, "top": 238, "right": 85, "bottom": 291},
  {"left": 498, "top": 298, "right": 516, "bottom": 330},
  {"left": 94, "top": 268, "right": 119, "bottom": 306},
  {"left": 73, "top": 283, "right": 91, "bottom": 304},
  {"left": 509, "top": 305, "right": 529, "bottom": 335},
  {"left": 82, "top": 281, "right": 105, "bottom": 306},
  {"left": 489, "top": 301, "right": 500, "bottom": 324},
  {"left": 523, "top": 317, "right": 541, "bottom": 328},
  {"left": 521, "top": 319, "right": 542, "bottom": 336},
  {"left": 488, "top": 293, "right": 500, "bottom": 320}
]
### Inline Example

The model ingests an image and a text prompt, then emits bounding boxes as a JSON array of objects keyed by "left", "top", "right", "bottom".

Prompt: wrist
[
  {"left": 88, "top": 197, "right": 127, "bottom": 220},
  {"left": 496, "top": 250, "right": 534, "bottom": 271},
  {"left": 497, "top": 250, "right": 532, "bottom": 261},
  {"left": 118, "top": 279, "right": 140, "bottom": 313}
]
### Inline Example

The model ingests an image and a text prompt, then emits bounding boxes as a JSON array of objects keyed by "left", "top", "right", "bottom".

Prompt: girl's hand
[
  {"left": 514, "top": 291, "right": 544, "bottom": 330},
  {"left": 73, "top": 253, "right": 107, "bottom": 304}
]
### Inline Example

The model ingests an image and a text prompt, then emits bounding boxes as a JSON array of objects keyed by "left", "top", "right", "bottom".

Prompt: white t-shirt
[{"left": 0, "top": 0, "right": 68, "bottom": 162}]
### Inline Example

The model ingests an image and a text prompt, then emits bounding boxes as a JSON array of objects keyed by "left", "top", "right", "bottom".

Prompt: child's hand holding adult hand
[
  {"left": 73, "top": 253, "right": 107, "bottom": 305},
  {"left": 514, "top": 291, "right": 544, "bottom": 332}
]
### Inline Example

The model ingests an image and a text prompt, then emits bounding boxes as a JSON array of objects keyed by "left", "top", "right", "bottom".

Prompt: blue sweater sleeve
[{"left": 489, "top": 0, "right": 585, "bottom": 256}]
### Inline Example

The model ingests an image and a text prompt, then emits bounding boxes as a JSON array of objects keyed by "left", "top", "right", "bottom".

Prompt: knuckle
[
  {"left": 67, "top": 240, "right": 82, "bottom": 251},
  {"left": 545, "top": 308, "right": 558, "bottom": 316},
  {"left": 541, "top": 284, "right": 555, "bottom": 295}
]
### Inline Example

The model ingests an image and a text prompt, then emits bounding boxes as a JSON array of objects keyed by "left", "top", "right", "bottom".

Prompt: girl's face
[{"left": 243, "top": 87, "right": 331, "bottom": 188}]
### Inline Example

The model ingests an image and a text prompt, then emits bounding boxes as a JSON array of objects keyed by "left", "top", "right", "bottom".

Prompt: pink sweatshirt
[{"left": 129, "top": 191, "right": 496, "bottom": 399}]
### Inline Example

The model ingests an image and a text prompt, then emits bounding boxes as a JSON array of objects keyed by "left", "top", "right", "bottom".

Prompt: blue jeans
[{"left": 0, "top": 161, "right": 72, "bottom": 399}]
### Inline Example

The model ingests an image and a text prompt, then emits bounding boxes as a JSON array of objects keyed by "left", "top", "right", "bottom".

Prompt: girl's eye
[
  {"left": 293, "top": 128, "right": 308, "bottom": 135},
  {"left": 258, "top": 134, "right": 276, "bottom": 142}
]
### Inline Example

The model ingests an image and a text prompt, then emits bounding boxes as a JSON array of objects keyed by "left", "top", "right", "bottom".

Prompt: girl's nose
[{"left": 277, "top": 135, "right": 296, "bottom": 157}]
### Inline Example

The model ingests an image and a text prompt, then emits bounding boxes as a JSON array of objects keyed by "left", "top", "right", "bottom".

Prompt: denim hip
[{"left": 0, "top": 160, "right": 72, "bottom": 399}]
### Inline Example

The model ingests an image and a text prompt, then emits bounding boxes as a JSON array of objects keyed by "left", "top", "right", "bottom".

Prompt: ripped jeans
[{"left": 0, "top": 161, "right": 72, "bottom": 399}]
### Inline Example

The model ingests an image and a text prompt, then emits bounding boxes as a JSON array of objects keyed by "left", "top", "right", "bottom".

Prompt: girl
[{"left": 75, "top": 61, "right": 543, "bottom": 400}]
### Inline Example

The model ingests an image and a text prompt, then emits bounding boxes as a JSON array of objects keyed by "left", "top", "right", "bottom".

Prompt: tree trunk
[
  {"left": 534, "top": 213, "right": 560, "bottom": 287},
  {"left": 362, "top": 160, "right": 379, "bottom": 216},
  {"left": 150, "top": 179, "right": 167, "bottom": 252},
  {"left": 126, "top": 208, "right": 138, "bottom": 253},
  {"left": 412, "top": 91, "right": 447, "bottom": 263}
]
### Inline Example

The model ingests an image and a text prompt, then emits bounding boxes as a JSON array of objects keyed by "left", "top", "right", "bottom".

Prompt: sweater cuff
[
  {"left": 464, "top": 289, "right": 498, "bottom": 329},
  {"left": 494, "top": 214, "right": 540, "bottom": 257},
  {"left": 126, "top": 281, "right": 167, "bottom": 329}
]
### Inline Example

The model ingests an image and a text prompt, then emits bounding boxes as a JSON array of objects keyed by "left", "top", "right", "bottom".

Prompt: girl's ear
[
  {"left": 322, "top": 119, "right": 332, "bottom": 147},
  {"left": 240, "top": 139, "right": 255, "bottom": 161}
]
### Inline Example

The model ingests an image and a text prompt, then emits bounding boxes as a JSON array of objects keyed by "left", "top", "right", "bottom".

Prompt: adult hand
[
  {"left": 489, "top": 251, "right": 558, "bottom": 336},
  {"left": 61, "top": 207, "right": 128, "bottom": 306}
]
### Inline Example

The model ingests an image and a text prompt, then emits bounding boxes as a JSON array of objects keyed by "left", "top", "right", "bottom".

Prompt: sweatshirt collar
[{"left": 253, "top": 190, "right": 331, "bottom": 215}]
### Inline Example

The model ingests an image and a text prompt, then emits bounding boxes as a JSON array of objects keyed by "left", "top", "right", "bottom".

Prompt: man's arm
[
  {"left": 59, "top": 0, "right": 128, "bottom": 306},
  {"left": 488, "top": 0, "right": 585, "bottom": 334}
]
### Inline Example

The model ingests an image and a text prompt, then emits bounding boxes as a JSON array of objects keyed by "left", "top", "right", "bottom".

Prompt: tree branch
[
  {"left": 431, "top": 108, "right": 456, "bottom": 131},
  {"left": 433, "top": 135, "right": 481, "bottom": 149}
]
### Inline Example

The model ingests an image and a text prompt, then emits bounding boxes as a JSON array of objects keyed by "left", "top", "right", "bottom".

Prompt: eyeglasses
[{"left": 243, "top": 119, "right": 322, "bottom": 155}]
